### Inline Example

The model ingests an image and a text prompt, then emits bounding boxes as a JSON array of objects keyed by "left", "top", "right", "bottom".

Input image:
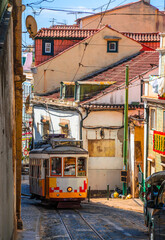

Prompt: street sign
[{"left": 121, "top": 170, "right": 127, "bottom": 182}]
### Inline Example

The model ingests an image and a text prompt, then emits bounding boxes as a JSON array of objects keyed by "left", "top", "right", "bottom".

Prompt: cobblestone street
[{"left": 17, "top": 177, "right": 148, "bottom": 240}]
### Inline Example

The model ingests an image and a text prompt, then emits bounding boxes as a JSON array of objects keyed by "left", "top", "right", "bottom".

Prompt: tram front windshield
[{"left": 64, "top": 157, "right": 76, "bottom": 176}]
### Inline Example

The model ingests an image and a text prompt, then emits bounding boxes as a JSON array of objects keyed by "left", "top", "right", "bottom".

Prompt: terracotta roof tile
[
  {"left": 35, "top": 28, "right": 98, "bottom": 39},
  {"left": 80, "top": 51, "right": 159, "bottom": 104},
  {"left": 122, "top": 32, "right": 160, "bottom": 42}
]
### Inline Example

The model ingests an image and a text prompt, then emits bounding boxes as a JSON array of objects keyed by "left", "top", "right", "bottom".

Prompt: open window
[
  {"left": 64, "top": 157, "right": 76, "bottom": 176},
  {"left": 77, "top": 157, "right": 86, "bottom": 176},
  {"left": 51, "top": 157, "right": 62, "bottom": 176}
]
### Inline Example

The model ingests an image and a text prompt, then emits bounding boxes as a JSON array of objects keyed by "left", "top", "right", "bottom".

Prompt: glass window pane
[
  {"left": 45, "top": 43, "right": 51, "bottom": 53},
  {"left": 151, "top": 109, "right": 155, "bottom": 130},
  {"left": 51, "top": 157, "right": 62, "bottom": 176},
  {"left": 64, "top": 157, "right": 76, "bottom": 176},
  {"left": 163, "top": 111, "right": 165, "bottom": 132},
  {"left": 77, "top": 157, "right": 86, "bottom": 176}
]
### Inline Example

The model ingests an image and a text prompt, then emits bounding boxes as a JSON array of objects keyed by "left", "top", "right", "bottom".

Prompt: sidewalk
[{"left": 85, "top": 198, "right": 144, "bottom": 213}]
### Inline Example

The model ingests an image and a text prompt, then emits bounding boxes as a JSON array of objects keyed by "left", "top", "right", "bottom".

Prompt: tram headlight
[{"left": 67, "top": 187, "right": 72, "bottom": 192}]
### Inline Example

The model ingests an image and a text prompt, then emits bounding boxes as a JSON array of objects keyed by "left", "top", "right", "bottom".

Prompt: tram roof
[{"left": 30, "top": 144, "right": 88, "bottom": 155}]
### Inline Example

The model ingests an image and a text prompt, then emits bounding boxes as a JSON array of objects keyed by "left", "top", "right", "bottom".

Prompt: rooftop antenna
[{"left": 50, "top": 18, "right": 56, "bottom": 27}]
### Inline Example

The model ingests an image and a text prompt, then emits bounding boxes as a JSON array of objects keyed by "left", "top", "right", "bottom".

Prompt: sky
[{"left": 22, "top": 0, "right": 165, "bottom": 47}]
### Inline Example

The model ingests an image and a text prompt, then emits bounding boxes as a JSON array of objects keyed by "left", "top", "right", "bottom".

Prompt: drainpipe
[
  {"left": 144, "top": 102, "right": 149, "bottom": 189},
  {"left": 80, "top": 108, "right": 90, "bottom": 140},
  {"left": 143, "top": 78, "right": 149, "bottom": 186}
]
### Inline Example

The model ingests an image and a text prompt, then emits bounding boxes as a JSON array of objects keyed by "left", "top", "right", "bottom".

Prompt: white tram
[{"left": 29, "top": 137, "right": 88, "bottom": 205}]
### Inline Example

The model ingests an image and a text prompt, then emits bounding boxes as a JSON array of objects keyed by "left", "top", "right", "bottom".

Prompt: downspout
[
  {"left": 144, "top": 102, "right": 149, "bottom": 191},
  {"left": 80, "top": 108, "right": 90, "bottom": 140}
]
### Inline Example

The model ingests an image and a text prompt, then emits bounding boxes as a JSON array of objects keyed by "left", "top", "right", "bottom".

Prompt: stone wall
[{"left": 0, "top": 8, "right": 16, "bottom": 240}]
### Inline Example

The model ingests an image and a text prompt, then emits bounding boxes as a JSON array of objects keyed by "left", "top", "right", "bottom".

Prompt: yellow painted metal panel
[
  {"left": 49, "top": 192, "right": 87, "bottom": 199},
  {"left": 88, "top": 139, "right": 115, "bottom": 157},
  {"left": 49, "top": 177, "right": 57, "bottom": 188}
]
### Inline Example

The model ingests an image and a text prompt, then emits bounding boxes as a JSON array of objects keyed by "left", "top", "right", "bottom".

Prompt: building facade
[
  {"left": 0, "top": 0, "right": 23, "bottom": 238},
  {"left": 76, "top": 0, "right": 165, "bottom": 33},
  {"left": 143, "top": 34, "right": 165, "bottom": 178}
]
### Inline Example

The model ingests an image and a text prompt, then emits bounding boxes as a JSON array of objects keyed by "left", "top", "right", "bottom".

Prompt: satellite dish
[{"left": 26, "top": 15, "right": 37, "bottom": 39}]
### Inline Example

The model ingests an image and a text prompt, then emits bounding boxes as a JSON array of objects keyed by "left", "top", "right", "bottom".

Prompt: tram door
[{"left": 44, "top": 159, "right": 49, "bottom": 198}]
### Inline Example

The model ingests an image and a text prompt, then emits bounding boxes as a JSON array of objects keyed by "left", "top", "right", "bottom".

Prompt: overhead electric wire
[{"left": 70, "top": 0, "right": 112, "bottom": 83}]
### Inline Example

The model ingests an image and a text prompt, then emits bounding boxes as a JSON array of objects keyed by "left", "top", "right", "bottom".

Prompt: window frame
[
  {"left": 77, "top": 157, "right": 87, "bottom": 177},
  {"left": 63, "top": 157, "right": 76, "bottom": 177},
  {"left": 163, "top": 111, "right": 165, "bottom": 132},
  {"left": 150, "top": 108, "right": 156, "bottom": 131},
  {"left": 50, "top": 157, "right": 62, "bottom": 177},
  {"left": 42, "top": 39, "right": 54, "bottom": 56},
  {"left": 107, "top": 41, "right": 118, "bottom": 53}
]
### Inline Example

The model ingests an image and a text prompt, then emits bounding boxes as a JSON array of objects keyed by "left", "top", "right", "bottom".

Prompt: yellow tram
[{"left": 29, "top": 137, "right": 88, "bottom": 205}]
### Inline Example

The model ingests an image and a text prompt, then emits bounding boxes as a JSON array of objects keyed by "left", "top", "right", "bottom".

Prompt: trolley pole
[{"left": 123, "top": 66, "right": 129, "bottom": 196}]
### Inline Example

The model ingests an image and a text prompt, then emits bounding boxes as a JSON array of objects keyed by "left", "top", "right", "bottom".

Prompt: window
[
  {"left": 45, "top": 43, "right": 51, "bottom": 53},
  {"left": 163, "top": 111, "right": 165, "bottom": 132},
  {"left": 77, "top": 157, "right": 86, "bottom": 176},
  {"left": 59, "top": 119, "right": 70, "bottom": 137},
  {"left": 150, "top": 109, "right": 156, "bottom": 130},
  {"left": 42, "top": 40, "right": 54, "bottom": 55},
  {"left": 64, "top": 157, "right": 76, "bottom": 176},
  {"left": 41, "top": 120, "right": 50, "bottom": 137},
  {"left": 51, "top": 157, "right": 62, "bottom": 176},
  {"left": 107, "top": 41, "right": 118, "bottom": 53}
]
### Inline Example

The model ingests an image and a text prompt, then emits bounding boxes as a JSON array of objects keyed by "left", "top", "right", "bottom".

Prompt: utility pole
[{"left": 123, "top": 66, "right": 129, "bottom": 196}]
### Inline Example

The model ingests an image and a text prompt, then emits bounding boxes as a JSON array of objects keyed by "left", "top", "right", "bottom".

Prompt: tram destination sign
[{"left": 153, "top": 130, "right": 165, "bottom": 155}]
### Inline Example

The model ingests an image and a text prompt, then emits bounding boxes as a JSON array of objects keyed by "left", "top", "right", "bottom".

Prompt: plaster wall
[
  {"left": 89, "top": 79, "right": 141, "bottom": 105},
  {"left": 0, "top": 17, "right": 15, "bottom": 240},
  {"left": 79, "top": 1, "right": 164, "bottom": 32},
  {"left": 82, "top": 110, "right": 123, "bottom": 190},
  {"left": 148, "top": 105, "right": 164, "bottom": 175},
  {"left": 34, "top": 26, "right": 141, "bottom": 94},
  {"left": 33, "top": 106, "right": 80, "bottom": 144}
]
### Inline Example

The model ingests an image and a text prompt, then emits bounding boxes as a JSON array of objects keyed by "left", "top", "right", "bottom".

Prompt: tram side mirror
[
  {"left": 147, "top": 200, "right": 155, "bottom": 208},
  {"left": 138, "top": 172, "right": 143, "bottom": 184}
]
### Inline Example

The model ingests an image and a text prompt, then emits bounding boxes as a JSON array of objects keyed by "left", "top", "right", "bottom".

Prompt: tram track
[
  {"left": 57, "top": 210, "right": 73, "bottom": 240},
  {"left": 57, "top": 209, "right": 106, "bottom": 240}
]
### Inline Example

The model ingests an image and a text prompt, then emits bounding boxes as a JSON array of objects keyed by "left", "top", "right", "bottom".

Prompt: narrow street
[{"left": 17, "top": 177, "right": 148, "bottom": 240}]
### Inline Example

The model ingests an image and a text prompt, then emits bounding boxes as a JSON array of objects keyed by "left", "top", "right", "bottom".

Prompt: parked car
[{"left": 144, "top": 171, "right": 165, "bottom": 240}]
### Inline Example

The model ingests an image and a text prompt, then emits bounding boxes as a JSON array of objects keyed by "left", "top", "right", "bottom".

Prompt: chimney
[{"left": 143, "top": 0, "right": 150, "bottom": 4}]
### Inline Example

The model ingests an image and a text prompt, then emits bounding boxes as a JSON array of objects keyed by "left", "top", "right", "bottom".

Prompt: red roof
[
  {"left": 80, "top": 51, "right": 159, "bottom": 104},
  {"left": 50, "top": 24, "right": 79, "bottom": 29},
  {"left": 44, "top": 92, "right": 60, "bottom": 99},
  {"left": 122, "top": 32, "right": 160, "bottom": 42},
  {"left": 35, "top": 28, "right": 98, "bottom": 39}
]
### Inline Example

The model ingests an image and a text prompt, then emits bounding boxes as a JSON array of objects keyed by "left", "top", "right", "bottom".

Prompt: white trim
[{"left": 147, "top": 157, "right": 154, "bottom": 162}]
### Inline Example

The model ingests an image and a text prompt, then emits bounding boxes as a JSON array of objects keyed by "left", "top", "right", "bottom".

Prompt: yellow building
[{"left": 76, "top": 0, "right": 165, "bottom": 33}]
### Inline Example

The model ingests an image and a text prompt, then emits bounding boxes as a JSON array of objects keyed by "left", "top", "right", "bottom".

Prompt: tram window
[
  {"left": 51, "top": 157, "right": 62, "bottom": 176},
  {"left": 64, "top": 157, "right": 76, "bottom": 176},
  {"left": 77, "top": 157, "right": 86, "bottom": 176},
  {"left": 32, "top": 165, "right": 34, "bottom": 177},
  {"left": 37, "top": 166, "right": 40, "bottom": 178}
]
